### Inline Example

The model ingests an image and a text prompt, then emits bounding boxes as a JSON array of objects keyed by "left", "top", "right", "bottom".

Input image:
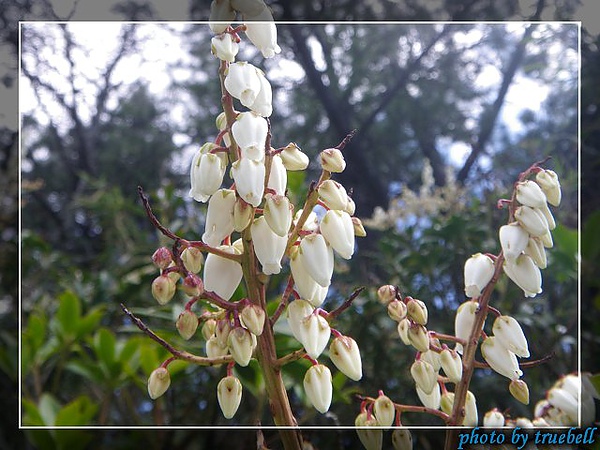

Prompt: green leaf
[
  {"left": 590, "top": 373, "right": 600, "bottom": 396},
  {"left": 55, "top": 396, "right": 98, "bottom": 426},
  {"left": 38, "top": 393, "right": 61, "bottom": 426},
  {"left": 93, "top": 328, "right": 116, "bottom": 368},
  {"left": 55, "top": 291, "right": 82, "bottom": 338},
  {"left": 22, "top": 398, "right": 44, "bottom": 426},
  {"left": 75, "top": 306, "right": 105, "bottom": 339},
  {"left": 65, "top": 360, "right": 105, "bottom": 384}
]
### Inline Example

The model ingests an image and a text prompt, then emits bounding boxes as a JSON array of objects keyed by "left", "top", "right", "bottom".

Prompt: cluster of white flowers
[{"left": 147, "top": 0, "right": 367, "bottom": 421}]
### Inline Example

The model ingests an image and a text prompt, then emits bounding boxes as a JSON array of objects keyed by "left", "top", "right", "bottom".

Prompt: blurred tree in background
[{"left": 0, "top": 0, "right": 593, "bottom": 448}]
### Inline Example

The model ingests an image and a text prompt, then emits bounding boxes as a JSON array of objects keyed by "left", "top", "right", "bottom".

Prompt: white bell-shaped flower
[
  {"left": 547, "top": 387, "right": 578, "bottom": 422},
  {"left": 416, "top": 383, "right": 441, "bottom": 410},
  {"left": 264, "top": 194, "right": 292, "bottom": 237},
  {"left": 355, "top": 412, "right": 383, "bottom": 450},
  {"left": 289, "top": 249, "right": 328, "bottom": 307},
  {"left": 231, "top": 112, "right": 268, "bottom": 160},
  {"left": 397, "top": 318, "right": 411, "bottom": 346},
  {"left": 515, "top": 205, "right": 550, "bottom": 237},
  {"left": 294, "top": 208, "right": 319, "bottom": 233},
  {"left": 373, "top": 394, "right": 395, "bottom": 428},
  {"left": 345, "top": 195, "right": 356, "bottom": 216},
  {"left": 503, "top": 253, "right": 542, "bottom": 298},
  {"left": 410, "top": 359, "right": 438, "bottom": 394},
  {"left": 481, "top": 336, "right": 523, "bottom": 380},
  {"left": 483, "top": 409, "right": 505, "bottom": 427},
  {"left": 317, "top": 180, "right": 348, "bottom": 210},
  {"left": 298, "top": 233, "right": 334, "bottom": 287},
  {"left": 440, "top": 348, "right": 463, "bottom": 383},
  {"left": 516, "top": 180, "right": 548, "bottom": 208},
  {"left": 329, "top": 335, "right": 362, "bottom": 381},
  {"left": 202, "top": 189, "right": 236, "bottom": 247},
  {"left": 492, "top": 315, "right": 530, "bottom": 358},
  {"left": 454, "top": 300, "right": 479, "bottom": 354},
  {"left": 240, "top": 304, "right": 266, "bottom": 336},
  {"left": 206, "top": 335, "right": 229, "bottom": 358},
  {"left": 440, "top": 392, "right": 455, "bottom": 415},
  {"left": 227, "top": 327, "right": 254, "bottom": 367},
  {"left": 211, "top": 33, "right": 239, "bottom": 62},
  {"left": 540, "top": 230, "right": 554, "bottom": 248},
  {"left": 209, "top": 0, "right": 235, "bottom": 33},
  {"left": 499, "top": 223, "right": 529, "bottom": 261},
  {"left": 304, "top": 364, "right": 332, "bottom": 414},
  {"left": 286, "top": 299, "right": 314, "bottom": 343},
  {"left": 464, "top": 391, "right": 478, "bottom": 427},
  {"left": 408, "top": 324, "right": 430, "bottom": 353},
  {"left": 524, "top": 236, "right": 547, "bottom": 269},
  {"left": 420, "top": 348, "right": 441, "bottom": 372},
  {"left": 233, "top": 197, "right": 254, "bottom": 232},
  {"left": 538, "top": 201, "right": 556, "bottom": 230},
  {"left": 299, "top": 312, "right": 331, "bottom": 359},
  {"left": 249, "top": 67, "right": 273, "bottom": 117},
  {"left": 203, "top": 245, "right": 243, "bottom": 300},
  {"left": 231, "top": 157, "right": 265, "bottom": 207},
  {"left": 217, "top": 375, "right": 243, "bottom": 419},
  {"left": 406, "top": 298, "right": 428, "bottom": 325},
  {"left": 279, "top": 143, "right": 309, "bottom": 171},
  {"left": 224, "top": 61, "right": 262, "bottom": 107},
  {"left": 189, "top": 145, "right": 226, "bottom": 203},
  {"left": 319, "top": 148, "right": 346, "bottom": 173},
  {"left": 251, "top": 216, "right": 286, "bottom": 275},
  {"left": 464, "top": 253, "right": 495, "bottom": 298},
  {"left": 244, "top": 7, "right": 281, "bottom": 59},
  {"left": 267, "top": 154, "right": 287, "bottom": 196},
  {"left": 320, "top": 209, "right": 354, "bottom": 260},
  {"left": 536, "top": 169, "right": 561, "bottom": 206}
]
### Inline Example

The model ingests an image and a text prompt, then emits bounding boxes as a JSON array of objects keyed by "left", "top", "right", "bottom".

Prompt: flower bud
[
  {"left": 421, "top": 347, "right": 441, "bottom": 372},
  {"left": 299, "top": 233, "right": 334, "bottom": 287},
  {"left": 238, "top": 304, "right": 265, "bottom": 337},
  {"left": 232, "top": 112, "right": 268, "bottom": 160},
  {"left": 483, "top": 408, "right": 505, "bottom": 427},
  {"left": 524, "top": 236, "right": 547, "bottom": 269},
  {"left": 231, "top": 157, "right": 265, "bottom": 207},
  {"left": 499, "top": 223, "right": 529, "bottom": 261},
  {"left": 440, "top": 392, "right": 454, "bottom": 415},
  {"left": 515, "top": 205, "right": 550, "bottom": 237},
  {"left": 515, "top": 417, "right": 534, "bottom": 428},
  {"left": 355, "top": 412, "right": 383, "bottom": 450},
  {"left": 209, "top": 0, "right": 235, "bottom": 33},
  {"left": 547, "top": 387, "right": 578, "bottom": 422},
  {"left": 290, "top": 250, "right": 328, "bottom": 307},
  {"left": 464, "top": 253, "right": 495, "bottom": 298},
  {"left": 300, "top": 313, "right": 331, "bottom": 359},
  {"left": 152, "top": 275, "right": 177, "bottom": 305},
  {"left": 377, "top": 285, "right": 396, "bottom": 305},
  {"left": 233, "top": 197, "right": 254, "bottom": 232},
  {"left": 224, "top": 61, "right": 262, "bottom": 107},
  {"left": 286, "top": 299, "right": 314, "bottom": 343},
  {"left": 454, "top": 300, "right": 479, "bottom": 354},
  {"left": 406, "top": 298, "right": 428, "bottom": 325},
  {"left": 540, "top": 230, "right": 553, "bottom": 248},
  {"left": 320, "top": 209, "right": 355, "bottom": 259},
  {"left": 410, "top": 359, "right": 438, "bottom": 394},
  {"left": 279, "top": 142, "right": 309, "bottom": 171},
  {"left": 464, "top": 391, "right": 478, "bottom": 427},
  {"left": 251, "top": 216, "right": 287, "bottom": 275},
  {"left": 509, "top": 379, "right": 530, "bottom": 405},
  {"left": 217, "top": 375, "right": 243, "bottom": 419},
  {"left": 176, "top": 309, "right": 199, "bottom": 340},
  {"left": 264, "top": 194, "right": 292, "bottom": 237},
  {"left": 227, "top": 327, "right": 254, "bottom": 367},
  {"left": 206, "top": 335, "right": 229, "bottom": 358},
  {"left": 267, "top": 154, "right": 287, "bottom": 196},
  {"left": 211, "top": 33, "right": 239, "bottom": 62},
  {"left": 181, "top": 247, "right": 204, "bottom": 274},
  {"left": 408, "top": 324, "right": 430, "bottom": 353},
  {"left": 373, "top": 394, "right": 395, "bottom": 428},
  {"left": 202, "top": 318, "right": 217, "bottom": 341},
  {"left": 535, "top": 169, "right": 561, "bottom": 206},
  {"left": 387, "top": 300, "right": 407, "bottom": 322},
  {"left": 493, "top": 315, "right": 530, "bottom": 358},
  {"left": 345, "top": 196, "right": 356, "bottom": 216},
  {"left": 397, "top": 318, "right": 411, "bottom": 346},
  {"left": 242, "top": 7, "right": 281, "bottom": 60},
  {"left": 392, "top": 429, "right": 412, "bottom": 450},
  {"left": 503, "top": 253, "right": 542, "bottom": 298},
  {"left": 147, "top": 367, "right": 171, "bottom": 400},
  {"left": 319, "top": 148, "right": 346, "bottom": 173},
  {"left": 189, "top": 143, "right": 226, "bottom": 199},
  {"left": 182, "top": 273, "right": 204, "bottom": 297},
  {"left": 352, "top": 217, "right": 367, "bottom": 237},
  {"left": 215, "top": 318, "right": 233, "bottom": 347},
  {"left": 152, "top": 247, "right": 173, "bottom": 270},
  {"left": 329, "top": 335, "right": 362, "bottom": 381},
  {"left": 317, "top": 180, "right": 348, "bottom": 210},
  {"left": 440, "top": 348, "right": 463, "bottom": 384},
  {"left": 416, "top": 383, "right": 441, "bottom": 410},
  {"left": 481, "top": 336, "right": 523, "bottom": 380},
  {"left": 516, "top": 180, "right": 548, "bottom": 208},
  {"left": 303, "top": 364, "right": 332, "bottom": 414},
  {"left": 204, "top": 245, "right": 243, "bottom": 300}
]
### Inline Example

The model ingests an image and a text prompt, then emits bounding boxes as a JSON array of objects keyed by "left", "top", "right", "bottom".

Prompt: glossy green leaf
[
  {"left": 55, "top": 291, "right": 81, "bottom": 337},
  {"left": 55, "top": 396, "right": 98, "bottom": 426}
]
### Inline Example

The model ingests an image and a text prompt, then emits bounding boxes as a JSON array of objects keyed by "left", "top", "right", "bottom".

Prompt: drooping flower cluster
[{"left": 143, "top": 0, "right": 366, "bottom": 422}]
